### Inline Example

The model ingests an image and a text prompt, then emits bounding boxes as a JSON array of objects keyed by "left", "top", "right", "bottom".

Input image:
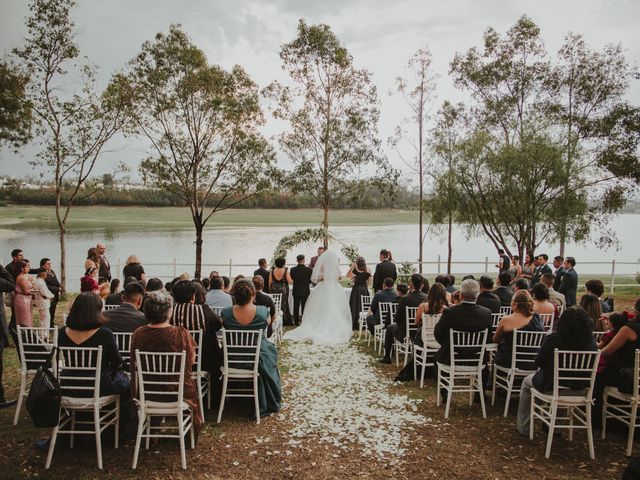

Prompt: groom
[{"left": 290, "top": 254, "right": 313, "bottom": 326}]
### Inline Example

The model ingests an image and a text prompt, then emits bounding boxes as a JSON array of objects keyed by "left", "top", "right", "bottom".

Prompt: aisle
[{"left": 281, "top": 340, "right": 427, "bottom": 464}]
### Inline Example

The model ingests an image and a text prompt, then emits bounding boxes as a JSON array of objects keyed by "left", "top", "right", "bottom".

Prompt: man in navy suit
[
  {"left": 290, "top": 254, "right": 313, "bottom": 326},
  {"left": 558, "top": 256, "right": 578, "bottom": 307}
]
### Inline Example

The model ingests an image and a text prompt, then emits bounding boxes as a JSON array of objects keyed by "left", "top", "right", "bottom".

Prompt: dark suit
[
  {"left": 102, "top": 303, "right": 147, "bottom": 333},
  {"left": 45, "top": 270, "right": 61, "bottom": 327},
  {"left": 532, "top": 263, "right": 552, "bottom": 286},
  {"left": 308, "top": 255, "right": 319, "bottom": 269},
  {"left": 383, "top": 289, "right": 428, "bottom": 358},
  {"left": 366, "top": 288, "right": 399, "bottom": 333},
  {"left": 476, "top": 291, "right": 501, "bottom": 313},
  {"left": 558, "top": 268, "right": 578, "bottom": 307},
  {"left": 105, "top": 292, "right": 123, "bottom": 306},
  {"left": 253, "top": 267, "right": 271, "bottom": 293},
  {"left": 255, "top": 291, "right": 276, "bottom": 337},
  {"left": 433, "top": 302, "right": 492, "bottom": 364},
  {"left": 373, "top": 260, "right": 398, "bottom": 292},
  {"left": 289, "top": 264, "right": 313, "bottom": 325},
  {"left": 493, "top": 286, "right": 513, "bottom": 307},
  {"left": 553, "top": 266, "right": 566, "bottom": 291},
  {"left": 99, "top": 255, "right": 112, "bottom": 282}
]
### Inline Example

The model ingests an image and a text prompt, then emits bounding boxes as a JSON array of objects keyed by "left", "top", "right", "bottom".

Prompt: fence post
[
  {"left": 484, "top": 256, "right": 489, "bottom": 273},
  {"left": 437, "top": 254, "right": 441, "bottom": 274},
  {"left": 228, "top": 259, "right": 232, "bottom": 277},
  {"left": 173, "top": 257, "right": 176, "bottom": 277},
  {"left": 610, "top": 259, "right": 616, "bottom": 296}
]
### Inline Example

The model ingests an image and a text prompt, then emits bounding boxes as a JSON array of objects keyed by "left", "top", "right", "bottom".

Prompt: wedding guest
[
  {"left": 146, "top": 278, "right": 163, "bottom": 293},
  {"left": 40, "top": 258, "right": 61, "bottom": 327},
  {"left": 552, "top": 256, "right": 565, "bottom": 291},
  {"left": 205, "top": 276, "right": 233, "bottom": 309},
  {"left": 110, "top": 278, "right": 120, "bottom": 295},
  {"left": 96, "top": 243, "right": 111, "bottom": 282},
  {"left": 221, "top": 276, "right": 231, "bottom": 294},
  {"left": 558, "top": 256, "right": 578, "bottom": 307},
  {"left": 123, "top": 255, "right": 147, "bottom": 283},
  {"left": 366, "top": 278, "right": 399, "bottom": 334},
  {"left": 531, "top": 283, "right": 557, "bottom": 318},
  {"left": 513, "top": 278, "right": 530, "bottom": 292},
  {"left": 532, "top": 254, "right": 552, "bottom": 287},
  {"left": 5, "top": 248, "right": 25, "bottom": 280},
  {"left": 446, "top": 275, "right": 456, "bottom": 294},
  {"left": 131, "top": 290, "right": 201, "bottom": 434},
  {"left": 193, "top": 281, "right": 207, "bottom": 305},
  {"left": 451, "top": 290, "right": 462, "bottom": 305},
  {"left": 289, "top": 255, "right": 313, "bottom": 326},
  {"left": 308, "top": 246, "right": 324, "bottom": 269},
  {"left": 415, "top": 282, "right": 449, "bottom": 329},
  {"left": 396, "top": 283, "right": 409, "bottom": 297},
  {"left": 585, "top": 279, "right": 612, "bottom": 313},
  {"left": 596, "top": 312, "right": 628, "bottom": 373},
  {"left": 269, "top": 258, "right": 293, "bottom": 326},
  {"left": 201, "top": 278, "right": 210, "bottom": 291},
  {"left": 347, "top": 256, "right": 372, "bottom": 330},
  {"left": 580, "top": 293, "right": 606, "bottom": 331},
  {"left": 84, "top": 247, "right": 101, "bottom": 274},
  {"left": 106, "top": 276, "right": 138, "bottom": 306},
  {"left": 496, "top": 249, "right": 511, "bottom": 273},
  {"left": 33, "top": 268, "right": 54, "bottom": 327},
  {"left": 420, "top": 278, "right": 431, "bottom": 295},
  {"left": 373, "top": 249, "right": 397, "bottom": 292},
  {"left": 476, "top": 276, "right": 501, "bottom": 313},
  {"left": 14, "top": 260, "right": 34, "bottom": 328},
  {"left": 519, "top": 253, "right": 535, "bottom": 285},
  {"left": 0, "top": 265, "right": 16, "bottom": 409},
  {"left": 435, "top": 275, "right": 452, "bottom": 304},
  {"left": 252, "top": 276, "right": 276, "bottom": 326},
  {"left": 99, "top": 280, "right": 110, "bottom": 301},
  {"left": 221, "top": 280, "right": 281, "bottom": 418},
  {"left": 80, "top": 273, "right": 100, "bottom": 294},
  {"left": 509, "top": 255, "right": 522, "bottom": 282},
  {"left": 541, "top": 273, "right": 565, "bottom": 310},
  {"left": 493, "top": 271, "right": 513, "bottom": 307},
  {"left": 253, "top": 258, "right": 271, "bottom": 294},
  {"left": 102, "top": 282, "right": 147, "bottom": 333}
]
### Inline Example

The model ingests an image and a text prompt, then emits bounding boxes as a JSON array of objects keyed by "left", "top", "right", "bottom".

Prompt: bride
[{"left": 283, "top": 249, "right": 352, "bottom": 345}]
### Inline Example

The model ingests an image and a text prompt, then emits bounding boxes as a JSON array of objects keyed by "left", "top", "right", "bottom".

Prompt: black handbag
[{"left": 26, "top": 347, "right": 62, "bottom": 428}]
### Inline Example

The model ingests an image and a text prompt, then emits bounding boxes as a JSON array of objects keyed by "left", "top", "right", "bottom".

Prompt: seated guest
[
  {"left": 222, "top": 276, "right": 231, "bottom": 294},
  {"left": 193, "top": 281, "right": 207, "bottom": 305},
  {"left": 493, "top": 290, "right": 543, "bottom": 368},
  {"left": 252, "top": 276, "right": 276, "bottom": 325},
  {"left": 201, "top": 278, "right": 210, "bottom": 291},
  {"left": 102, "top": 282, "right": 147, "bottom": 333},
  {"left": 493, "top": 271, "right": 514, "bottom": 307},
  {"left": 477, "top": 276, "right": 501, "bottom": 313},
  {"left": 531, "top": 283, "right": 557, "bottom": 318},
  {"left": 205, "top": 276, "right": 233, "bottom": 309},
  {"left": 513, "top": 278, "right": 530, "bottom": 292},
  {"left": 105, "top": 276, "right": 139, "bottom": 306},
  {"left": 446, "top": 275, "right": 456, "bottom": 294},
  {"left": 380, "top": 274, "right": 428, "bottom": 364},
  {"left": 435, "top": 274, "right": 452, "bottom": 303},
  {"left": 420, "top": 277, "right": 430, "bottom": 295},
  {"left": 415, "top": 282, "right": 449, "bottom": 329},
  {"left": 131, "top": 290, "right": 202, "bottom": 435},
  {"left": 433, "top": 279, "right": 492, "bottom": 365},
  {"left": 396, "top": 283, "right": 408, "bottom": 297},
  {"left": 59, "top": 292, "right": 130, "bottom": 397},
  {"left": 366, "top": 277, "right": 400, "bottom": 334},
  {"left": 451, "top": 290, "right": 462, "bottom": 305},
  {"left": 80, "top": 274, "right": 100, "bottom": 294},
  {"left": 122, "top": 255, "right": 147, "bottom": 283},
  {"left": 221, "top": 280, "right": 282, "bottom": 418},
  {"left": 541, "top": 273, "right": 565, "bottom": 310},
  {"left": 597, "top": 312, "right": 629, "bottom": 373},
  {"left": 145, "top": 277, "right": 164, "bottom": 293},
  {"left": 585, "top": 279, "right": 612, "bottom": 313},
  {"left": 171, "top": 280, "right": 222, "bottom": 379},
  {"left": 580, "top": 293, "right": 607, "bottom": 331},
  {"left": 516, "top": 307, "right": 597, "bottom": 436}
]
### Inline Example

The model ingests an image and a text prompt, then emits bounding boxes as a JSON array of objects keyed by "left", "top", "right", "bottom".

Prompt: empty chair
[{"left": 14, "top": 326, "right": 58, "bottom": 425}]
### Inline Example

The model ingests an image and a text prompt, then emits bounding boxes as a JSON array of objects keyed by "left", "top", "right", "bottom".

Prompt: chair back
[
  {"left": 16, "top": 326, "right": 58, "bottom": 373},
  {"left": 449, "top": 329, "right": 487, "bottom": 369},
  {"left": 491, "top": 313, "right": 502, "bottom": 335},
  {"left": 113, "top": 332, "right": 133, "bottom": 369},
  {"left": 57, "top": 346, "right": 103, "bottom": 399},
  {"left": 379, "top": 302, "right": 398, "bottom": 327},
  {"left": 134, "top": 350, "right": 186, "bottom": 405},
  {"left": 552, "top": 349, "right": 601, "bottom": 398},
  {"left": 592, "top": 331, "right": 607, "bottom": 344},
  {"left": 188, "top": 330, "right": 204, "bottom": 373},
  {"left": 405, "top": 306, "right": 418, "bottom": 339},
  {"left": 221, "top": 329, "right": 262, "bottom": 375},
  {"left": 360, "top": 295, "right": 372, "bottom": 313},
  {"left": 267, "top": 293, "right": 282, "bottom": 312},
  {"left": 538, "top": 313, "right": 554, "bottom": 333},
  {"left": 421, "top": 313, "right": 442, "bottom": 345},
  {"left": 633, "top": 349, "right": 640, "bottom": 398},
  {"left": 500, "top": 306, "right": 512, "bottom": 316},
  {"left": 103, "top": 304, "right": 119, "bottom": 311},
  {"left": 511, "top": 330, "right": 546, "bottom": 371},
  {"left": 210, "top": 306, "right": 224, "bottom": 317}
]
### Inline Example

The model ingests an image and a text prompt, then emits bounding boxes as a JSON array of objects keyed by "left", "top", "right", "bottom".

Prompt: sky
[{"left": 1, "top": 0, "right": 639, "bottom": 183}]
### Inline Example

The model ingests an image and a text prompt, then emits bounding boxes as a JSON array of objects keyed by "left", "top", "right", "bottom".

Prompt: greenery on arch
[{"left": 271, "top": 228, "right": 360, "bottom": 265}]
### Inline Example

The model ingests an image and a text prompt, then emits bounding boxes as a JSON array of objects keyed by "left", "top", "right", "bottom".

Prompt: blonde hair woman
[{"left": 122, "top": 255, "right": 147, "bottom": 283}]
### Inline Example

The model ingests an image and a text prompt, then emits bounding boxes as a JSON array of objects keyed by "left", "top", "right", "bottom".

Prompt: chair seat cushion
[
  {"left": 141, "top": 400, "right": 192, "bottom": 414},
  {"left": 531, "top": 387, "right": 589, "bottom": 403},
  {"left": 604, "top": 386, "right": 636, "bottom": 402},
  {"left": 437, "top": 362, "right": 481, "bottom": 373},
  {"left": 61, "top": 394, "right": 119, "bottom": 408},
  {"left": 222, "top": 367, "right": 260, "bottom": 378}
]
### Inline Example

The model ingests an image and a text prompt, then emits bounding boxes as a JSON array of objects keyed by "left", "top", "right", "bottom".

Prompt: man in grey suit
[
  {"left": 558, "top": 256, "right": 578, "bottom": 307},
  {"left": 102, "top": 282, "right": 147, "bottom": 333}
]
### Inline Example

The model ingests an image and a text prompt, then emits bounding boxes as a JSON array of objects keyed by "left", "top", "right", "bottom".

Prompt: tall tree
[
  {"left": 14, "top": 0, "right": 126, "bottom": 291},
  {"left": 0, "top": 60, "right": 31, "bottom": 149},
  {"left": 390, "top": 48, "right": 437, "bottom": 273},
  {"left": 118, "top": 25, "right": 275, "bottom": 279},
  {"left": 265, "top": 20, "right": 397, "bottom": 247}
]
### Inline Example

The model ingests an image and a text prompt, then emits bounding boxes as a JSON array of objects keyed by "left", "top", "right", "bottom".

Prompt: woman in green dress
[{"left": 221, "top": 279, "right": 282, "bottom": 418}]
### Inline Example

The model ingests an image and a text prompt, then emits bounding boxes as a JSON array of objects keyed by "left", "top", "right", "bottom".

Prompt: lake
[{"left": 1, "top": 211, "right": 638, "bottom": 289}]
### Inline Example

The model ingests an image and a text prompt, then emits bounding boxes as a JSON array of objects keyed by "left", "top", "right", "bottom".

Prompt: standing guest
[
  {"left": 80, "top": 274, "right": 100, "bottom": 294},
  {"left": 5, "top": 249, "right": 25, "bottom": 280},
  {"left": 580, "top": 293, "right": 607, "bottom": 331},
  {"left": 558, "top": 256, "right": 578, "bottom": 307},
  {"left": 373, "top": 249, "right": 397, "bottom": 292},
  {"left": 289, "top": 255, "right": 313, "bottom": 326},
  {"left": 221, "top": 280, "right": 281, "bottom": 418},
  {"left": 84, "top": 247, "right": 101, "bottom": 274},
  {"left": 365, "top": 278, "right": 399, "bottom": 334},
  {"left": 531, "top": 254, "right": 552, "bottom": 286},
  {"left": 516, "top": 307, "right": 596, "bottom": 436},
  {"left": 585, "top": 279, "right": 612, "bottom": 313},
  {"left": 96, "top": 243, "right": 111, "bottom": 282},
  {"left": 496, "top": 249, "right": 511, "bottom": 273},
  {"left": 552, "top": 256, "right": 565, "bottom": 291},
  {"left": 122, "top": 255, "right": 147, "bottom": 283},
  {"left": 253, "top": 258, "right": 271, "bottom": 294},
  {"left": 347, "top": 256, "right": 372, "bottom": 330},
  {"left": 102, "top": 282, "right": 147, "bottom": 333},
  {"left": 14, "top": 260, "right": 34, "bottom": 329},
  {"left": 205, "top": 276, "right": 233, "bottom": 309},
  {"left": 131, "top": 290, "right": 201, "bottom": 434},
  {"left": 520, "top": 253, "right": 535, "bottom": 286},
  {"left": 252, "top": 276, "right": 276, "bottom": 325},
  {"left": 33, "top": 268, "right": 54, "bottom": 327},
  {"left": 446, "top": 275, "right": 456, "bottom": 294},
  {"left": 493, "top": 271, "right": 514, "bottom": 307},
  {"left": 476, "top": 276, "right": 501, "bottom": 313},
  {"left": 40, "top": 258, "right": 61, "bottom": 327},
  {"left": 509, "top": 256, "right": 522, "bottom": 282},
  {"left": 0, "top": 264, "right": 16, "bottom": 408},
  {"left": 269, "top": 257, "right": 293, "bottom": 326},
  {"left": 380, "top": 274, "right": 428, "bottom": 364},
  {"left": 308, "top": 246, "right": 325, "bottom": 269},
  {"left": 433, "top": 279, "right": 492, "bottom": 365},
  {"left": 541, "top": 273, "right": 566, "bottom": 310}
]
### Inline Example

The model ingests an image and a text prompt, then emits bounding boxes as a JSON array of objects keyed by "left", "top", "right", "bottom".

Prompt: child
[
  {"left": 32, "top": 268, "right": 54, "bottom": 327},
  {"left": 597, "top": 312, "right": 629, "bottom": 373}
]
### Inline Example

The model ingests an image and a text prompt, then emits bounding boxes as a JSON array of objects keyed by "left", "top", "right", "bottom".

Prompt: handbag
[{"left": 26, "top": 347, "right": 62, "bottom": 428}]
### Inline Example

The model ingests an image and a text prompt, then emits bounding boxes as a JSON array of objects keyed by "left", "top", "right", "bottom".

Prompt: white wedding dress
[{"left": 283, "top": 250, "right": 352, "bottom": 345}]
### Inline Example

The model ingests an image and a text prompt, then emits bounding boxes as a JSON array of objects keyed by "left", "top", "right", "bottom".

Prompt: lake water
[{"left": 1, "top": 213, "right": 638, "bottom": 289}]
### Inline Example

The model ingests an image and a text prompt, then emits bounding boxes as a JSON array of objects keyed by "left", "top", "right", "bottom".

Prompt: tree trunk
[
  {"left": 322, "top": 204, "right": 329, "bottom": 249},
  {"left": 447, "top": 209, "right": 453, "bottom": 274},
  {"left": 193, "top": 215, "right": 204, "bottom": 280},
  {"left": 418, "top": 188, "right": 424, "bottom": 274},
  {"left": 59, "top": 223, "right": 66, "bottom": 295}
]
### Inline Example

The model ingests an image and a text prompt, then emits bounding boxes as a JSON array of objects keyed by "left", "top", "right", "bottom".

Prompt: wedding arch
[{"left": 271, "top": 227, "right": 359, "bottom": 265}]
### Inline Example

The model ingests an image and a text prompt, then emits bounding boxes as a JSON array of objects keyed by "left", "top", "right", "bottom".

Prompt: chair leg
[
  {"left": 13, "top": 373, "right": 26, "bottom": 425},
  {"left": 197, "top": 376, "right": 205, "bottom": 423},
  {"left": 568, "top": 406, "right": 574, "bottom": 441},
  {"left": 178, "top": 414, "right": 187, "bottom": 470},
  {"left": 114, "top": 398, "right": 120, "bottom": 449},
  {"left": 132, "top": 412, "right": 145, "bottom": 469},
  {"left": 626, "top": 403, "right": 638, "bottom": 456},
  {"left": 45, "top": 424, "right": 60, "bottom": 469},
  {"left": 529, "top": 396, "right": 535, "bottom": 441},
  {"left": 436, "top": 367, "right": 442, "bottom": 407},
  {"left": 145, "top": 418, "right": 151, "bottom": 450},
  {"left": 190, "top": 411, "right": 195, "bottom": 449},
  {"left": 94, "top": 405, "right": 103, "bottom": 470},
  {"left": 216, "top": 376, "right": 228, "bottom": 423},
  {"left": 586, "top": 403, "right": 595, "bottom": 460},
  {"left": 444, "top": 378, "right": 452, "bottom": 419},
  {"left": 254, "top": 377, "right": 261, "bottom": 425},
  {"left": 491, "top": 369, "right": 497, "bottom": 407},
  {"left": 545, "top": 403, "right": 557, "bottom": 459},
  {"left": 70, "top": 411, "right": 76, "bottom": 448},
  {"left": 503, "top": 374, "right": 513, "bottom": 418},
  {"left": 601, "top": 392, "right": 608, "bottom": 440},
  {"left": 419, "top": 356, "right": 427, "bottom": 389},
  {"left": 207, "top": 377, "right": 212, "bottom": 410}
]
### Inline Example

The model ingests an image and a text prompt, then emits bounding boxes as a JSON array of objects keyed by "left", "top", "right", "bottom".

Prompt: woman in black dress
[
  {"left": 122, "top": 255, "right": 147, "bottom": 284},
  {"left": 269, "top": 258, "right": 293, "bottom": 326},
  {"left": 347, "top": 256, "right": 372, "bottom": 330}
]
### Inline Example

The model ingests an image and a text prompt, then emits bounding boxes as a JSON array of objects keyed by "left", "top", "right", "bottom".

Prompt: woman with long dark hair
[{"left": 347, "top": 256, "right": 372, "bottom": 330}]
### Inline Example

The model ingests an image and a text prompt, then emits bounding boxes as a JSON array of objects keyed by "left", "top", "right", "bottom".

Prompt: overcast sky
[{"left": 1, "top": 0, "right": 639, "bottom": 182}]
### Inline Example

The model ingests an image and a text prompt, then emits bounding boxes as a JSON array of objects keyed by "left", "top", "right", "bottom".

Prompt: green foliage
[
  {"left": 0, "top": 60, "right": 31, "bottom": 149},
  {"left": 271, "top": 228, "right": 328, "bottom": 264},
  {"left": 398, "top": 261, "right": 416, "bottom": 284}
]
